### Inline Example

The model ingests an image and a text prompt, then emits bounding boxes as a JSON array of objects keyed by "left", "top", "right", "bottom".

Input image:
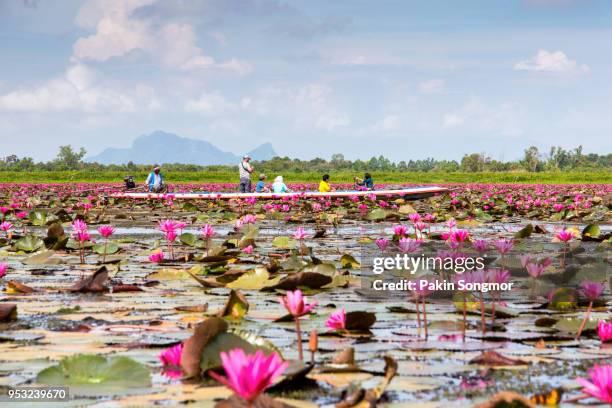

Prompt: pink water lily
[
  {"left": 0, "top": 263, "right": 7, "bottom": 279},
  {"left": 398, "top": 237, "right": 421, "bottom": 253},
  {"left": 209, "top": 349, "right": 288, "bottom": 404},
  {"left": 281, "top": 289, "right": 316, "bottom": 361},
  {"left": 71, "top": 219, "right": 90, "bottom": 263},
  {"left": 292, "top": 227, "right": 307, "bottom": 240},
  {"left": 472, "top": 239, "right": 488, "bottom": 253},
  {"left": 555, "top": 229, "right": 575, "bottom": 242},
  {"left": 576, "top": 365, "right": 612, "bottom": 403},
  {"left": 375, "top": 237, "right": 390, "bottom": 252},
  {"left": 325, "top": 308, "right": 346, "bottom": 331},
  {"left": 393, "top": 224, "right": 409, "bottom": 237},
  {"left": 243, "top": 245, "right": 254, "bottom": 254},
  {"left": 598, "top": 321, "right": 612, "bottom": 343},
  {"left": 494, "top": 238, "right": 514, "bottom": 255},
  {"left": 97, "top": 225, "right": 115, "bottom": 238},
  {"left": 0, "top": 221, "right": 12, "bottom": 232},
  {"left": 149, "top": 251, "right": 165, "bottom": 263},
  {"left": 158, "top": 219, "right": 178, "bottom": 259},
  {"left": 159, "top": 343, "right": 183, "bottom": 379},
  {"left": 408, "top": 213, "right": 421, "bottom": 223},
  {"left": 201, "top": 224, "right": 215, "bottom": 238}
]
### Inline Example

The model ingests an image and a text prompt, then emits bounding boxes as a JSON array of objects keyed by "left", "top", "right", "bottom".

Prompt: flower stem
[
  {"left": 295, "top": 317, "right": 303, "bottom": 362},
  {"left": 462, "top": 293, "right": 467, "bottom": 342},
  {"left": 422, "top": 298, "right": 428, "bottom": 340},
  {"left": 576, "top": 301, "right": 593, "bottom": 340}
]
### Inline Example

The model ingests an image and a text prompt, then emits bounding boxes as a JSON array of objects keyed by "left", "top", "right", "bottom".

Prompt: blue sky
[{"left": 1, "top": 0, "right": 611, "bottom": 162}]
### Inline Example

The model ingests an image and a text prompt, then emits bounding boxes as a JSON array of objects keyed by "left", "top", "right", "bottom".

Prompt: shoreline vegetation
[
  {"left": 0, "top": 170, "right": 609, "bottom": 184},
  {"left": 1, "top": 144, "right": 610, "bottom": 184}
]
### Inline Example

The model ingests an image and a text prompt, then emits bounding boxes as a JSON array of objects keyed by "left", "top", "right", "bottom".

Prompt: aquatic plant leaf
[
  {"left": 265, "top": 272, "right": 332, "bottom": 290},
  {"left": 217, "top": 289, "right": 249, "bottom": 320},
  {"left": 92, "top": 242, "right": 119, "bottom": 255},
  {"left": 15, "top": 235, "right": 45, "bottom": 252},
  {"left": 68, "top": 266, "right": 109, "bottom": 293},
  {"left": 514, "top": 224, "right": 533, "bottom": 239},
  {"left": 226, "top": 268, "right": 281, "bottom": 290},
  {"left": 36, "top": 354, "right": 151, "bottom": 391},
  {"left": 581, "top": 223, "right": 600, "bottom": 239},
  {"left": 340, "top": 254, "right": 360, "bottom": 269},
  {"left": 345, "top": 311, "right": 376, "bottom": 331},
  {"left": 272, "top": 236, "right": 297, "bottom": 249},
  {"left": 179, "top": 232, "right": 198, "bottom": 247},
  {"left": 22, "top": 250, "right": 62, "bottom": 265},
  {"left": 0, "top": 303, "right": 17, "bottom": 322},
  {"left": 365, "top": 209, "right": 387, "bottom": 221}
]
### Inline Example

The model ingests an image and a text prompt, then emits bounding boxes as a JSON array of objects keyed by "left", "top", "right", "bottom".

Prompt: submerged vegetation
[{"left": 0, "top": 182, "right": 610, "bottom": 406}]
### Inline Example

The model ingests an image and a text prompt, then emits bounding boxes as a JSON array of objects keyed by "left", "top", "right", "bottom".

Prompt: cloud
[
  {"left": 419, "top": 79, "right": 445, "bottom": 94},
  {"left": 0, "top": 64, "right": 161, "bottom": 113},
  {"left": 514, "top": 50, "right": 589, "bottom": 73},
  {"left": 184, "top": 92, "right": 248, "bottom": 116},
  {"left": 443, "top": 98, "right": 523, "bottom": 137},
  {"left": 73, "top": 0, "right": 251, "bottom": 74}
]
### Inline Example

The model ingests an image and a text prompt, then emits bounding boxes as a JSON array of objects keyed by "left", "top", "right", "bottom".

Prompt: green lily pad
[
  {"left": 272, "top": 236, "right": 297, "bottom": 249},
  {"left": 36, "top": 354, "right": 151, "bottom": 395},
  {"left": 15, "top": 235, "right": 45, "bottom": 252},
  {"left": 92, "top": 242, "right": 120, "bottom": 255}
]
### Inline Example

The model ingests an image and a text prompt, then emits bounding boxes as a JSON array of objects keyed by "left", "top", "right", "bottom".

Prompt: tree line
[{"left": 0, "top": 145, "right": 610, "bottom": 173}]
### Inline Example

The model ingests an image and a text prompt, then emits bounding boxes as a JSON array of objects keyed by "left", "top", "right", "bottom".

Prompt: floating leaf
[
  {"left": 92, "top": 242, "right": 120, "bottom": 255},
  {"left": 365, "top": 209, "right": 387, "bottom": 221},
  {"left": 22, "top": 250, "right": 62, "bottom": 265},
  {"left": 272, "top": 236, "right": 297, "bottom": 249},
  {"left": 15, "top": 235, "right": 45, "bottom": 252},
  {"left": 340, "top": 254, "right": 360, "bottom": 269},
  {"left": 36, "top": 354, "right": 151, "bottom": 394},
  {"left": 217, "top": 289, "right": 249, "bottom": 320},
  {"left": 514, "top": 224, "right": 533, "bottom": 239},
  {"left": 226, "top": 268, "right": 280, "bottom": 290}
]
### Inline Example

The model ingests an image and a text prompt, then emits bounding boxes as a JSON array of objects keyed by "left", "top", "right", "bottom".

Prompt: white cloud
[
  {"left": 72, "top": 0, "right": 251, "bottom": 74},
  {"left": 315, "top": 114, "right": 350, "bottom": 131},
  {"left": 0, "top": 64, "right": 161, "bottom": 113},
  {"left": 184, "top": 92, "right": 239, "bottom": 116},
  {"left": 514, "top": 50, "right": 589, "bottom": 73},
  {"left": 419, "top": 79, "right": 445, "bottom": 94},
  {"left": 443, "top": 97, "right": 523, "bottom": 136},
  {"left": 372, "top": 115, "right": 400, "bottom": 132}
]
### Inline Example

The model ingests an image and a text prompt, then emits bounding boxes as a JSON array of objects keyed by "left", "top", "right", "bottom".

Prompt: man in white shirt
[
  {"left": 238, "top": 155, "right": 253, "bottom": 193},
  {"left": 145, "top": 166, "right": 165, "bottom": 192}
]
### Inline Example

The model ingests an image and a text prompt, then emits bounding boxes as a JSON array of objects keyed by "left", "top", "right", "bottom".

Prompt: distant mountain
[{"left": 86, "top": 131, "right": 277, "bottom": 165}]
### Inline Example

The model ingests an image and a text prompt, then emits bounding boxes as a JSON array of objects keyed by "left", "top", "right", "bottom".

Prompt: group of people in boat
[{"left": 127, "top": 156, "right": 374, "bottom": 193}]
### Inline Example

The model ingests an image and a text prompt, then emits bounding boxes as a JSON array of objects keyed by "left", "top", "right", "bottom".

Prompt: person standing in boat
[
  {"left": 239, "top": 155, "right": 254, "bottom": 193},
  {"left": 354, "top": 172, "right": 374, "bottom": 190},
  {"left": 146, "top": 166, "right": 165, "bottom": 192}
]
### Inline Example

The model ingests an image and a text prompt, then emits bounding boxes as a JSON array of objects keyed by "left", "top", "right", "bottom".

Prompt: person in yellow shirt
[{"left": 318, "top": 174, "right": 334, "bottom": 192}]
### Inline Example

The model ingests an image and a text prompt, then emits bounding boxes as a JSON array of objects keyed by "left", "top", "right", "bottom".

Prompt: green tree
[
  {"left": 53, "top": 145, "right": 87, "bottom": 170},
  {"left": 523, "top": 146, "right": 541, "bottom": 172}
]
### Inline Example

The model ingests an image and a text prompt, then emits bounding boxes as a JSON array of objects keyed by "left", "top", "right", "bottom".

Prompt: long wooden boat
[{"left": 109, "top": 186, "right": 448, "bottom": 200}]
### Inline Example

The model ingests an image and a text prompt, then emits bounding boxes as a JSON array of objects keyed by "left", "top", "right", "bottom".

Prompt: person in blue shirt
[
  {"left": 354, "top": 172, "right": 374, "bottom": 190},
  {"left": 272, "top": 176, "right": 290, "bottom": 193},
  {"left": 145, "top": 166, "right": 165, "bottom": 192},
  {"left": 255, "top": 174, "right": 270, "bottom": 193}
]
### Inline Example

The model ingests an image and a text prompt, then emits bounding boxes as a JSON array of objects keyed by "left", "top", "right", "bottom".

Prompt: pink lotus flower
[
  {"left": 392, "top": 224, "right": 409, "bottom": 237},
  {"left": 15, "top": 211, "right": 27, "bottom": 219},
  {"left": 598, "top": 321, "right": 612, "bottom": 343},
  {"left": 408, "top": 213, "right": 421, "bottom": 223},
  {"left": 576, "top": 365, "right": 612, "bottom": 403},
  {"left": 450, "top": 229, "right": 469, "bottom": 244},
  {"left": 201, "top": 224, "right": 215, "bottom": 238},
  {"left": 445, "top": 218, "right": 457, "bottom": 229},
  {"left": 209, "top": 349, "right": 288, "bottom": 403},
  {"left": 472, "top": 239, "right": 488, "bottom": 253},
  {"left": 325, "top": 308, "right": 346, "bottom": 331},
  {"left": 581, "top": 281, "right": 604, "bottom": 302},
  {"left": 556, "top": 229, "right": 575, "bottom": 242},
  {"left": 292, "top": 227, "right": 307, "bottom": 240},
  {"left": 0, "top": 263, "right": 7, "bottom": 279},
  {"left": 398, "top": 237, "right": 421, "bottom": 253},
  {"left": 281, "top": 289, "right": 317, "bottom": 317},
  {"left": 71, "top": 220, "right": 90, "bottom": 243},
  {"left": 243, "top": 245, "right": 254, "bottom": 254},
  {"left": 375, "top": 238, "right": 390, "bottom": 252},
  {"left": 487, "top": 269, "right": 510, "bottom": 284},
  {"left": 520, "top": 254, "right": 532, "bottom": 268},
  {"left": 0, "top": 221, "right": 13, "bottom": 232},
  {"left": 494, "top": 238, "right": 514, "bottom": 255},
  {"left": 413, "top": 221, "right": 426, "bottom": 232},
  {"left": 149, "top": 251, "right": 165, "bottom": 263},
  {"left": 0, "top": 207, "right": 9, "bottom": 215},
  {"left": 526, "top": 262, "right": 546, "bottom": 278},
  {"left": 97, "top": 225, "right": 115, "bottom": 238},
  {"left": 159, "top": 343, "right": 183, "bottom": 379},
  {"left": 242, "top": 214, "right": 257, "bottom": 224},
  {"left": 553, "top": 203, "right": 565, "bottom": 212},
  {"left": 423, "top": 213, "right": 435, "bottom": 222}
]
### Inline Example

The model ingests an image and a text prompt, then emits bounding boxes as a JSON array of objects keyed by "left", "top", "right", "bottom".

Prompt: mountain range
[{"left": 86, "top": 131, "right": 277, "bottom": 165}]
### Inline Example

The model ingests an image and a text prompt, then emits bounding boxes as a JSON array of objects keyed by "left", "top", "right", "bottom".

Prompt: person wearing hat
[
  {"left": 146, "top": 165, "right": 165, "bottom": 192},
  {"left": 239, "top": 155, "right": 254, "bottom": 193}
]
